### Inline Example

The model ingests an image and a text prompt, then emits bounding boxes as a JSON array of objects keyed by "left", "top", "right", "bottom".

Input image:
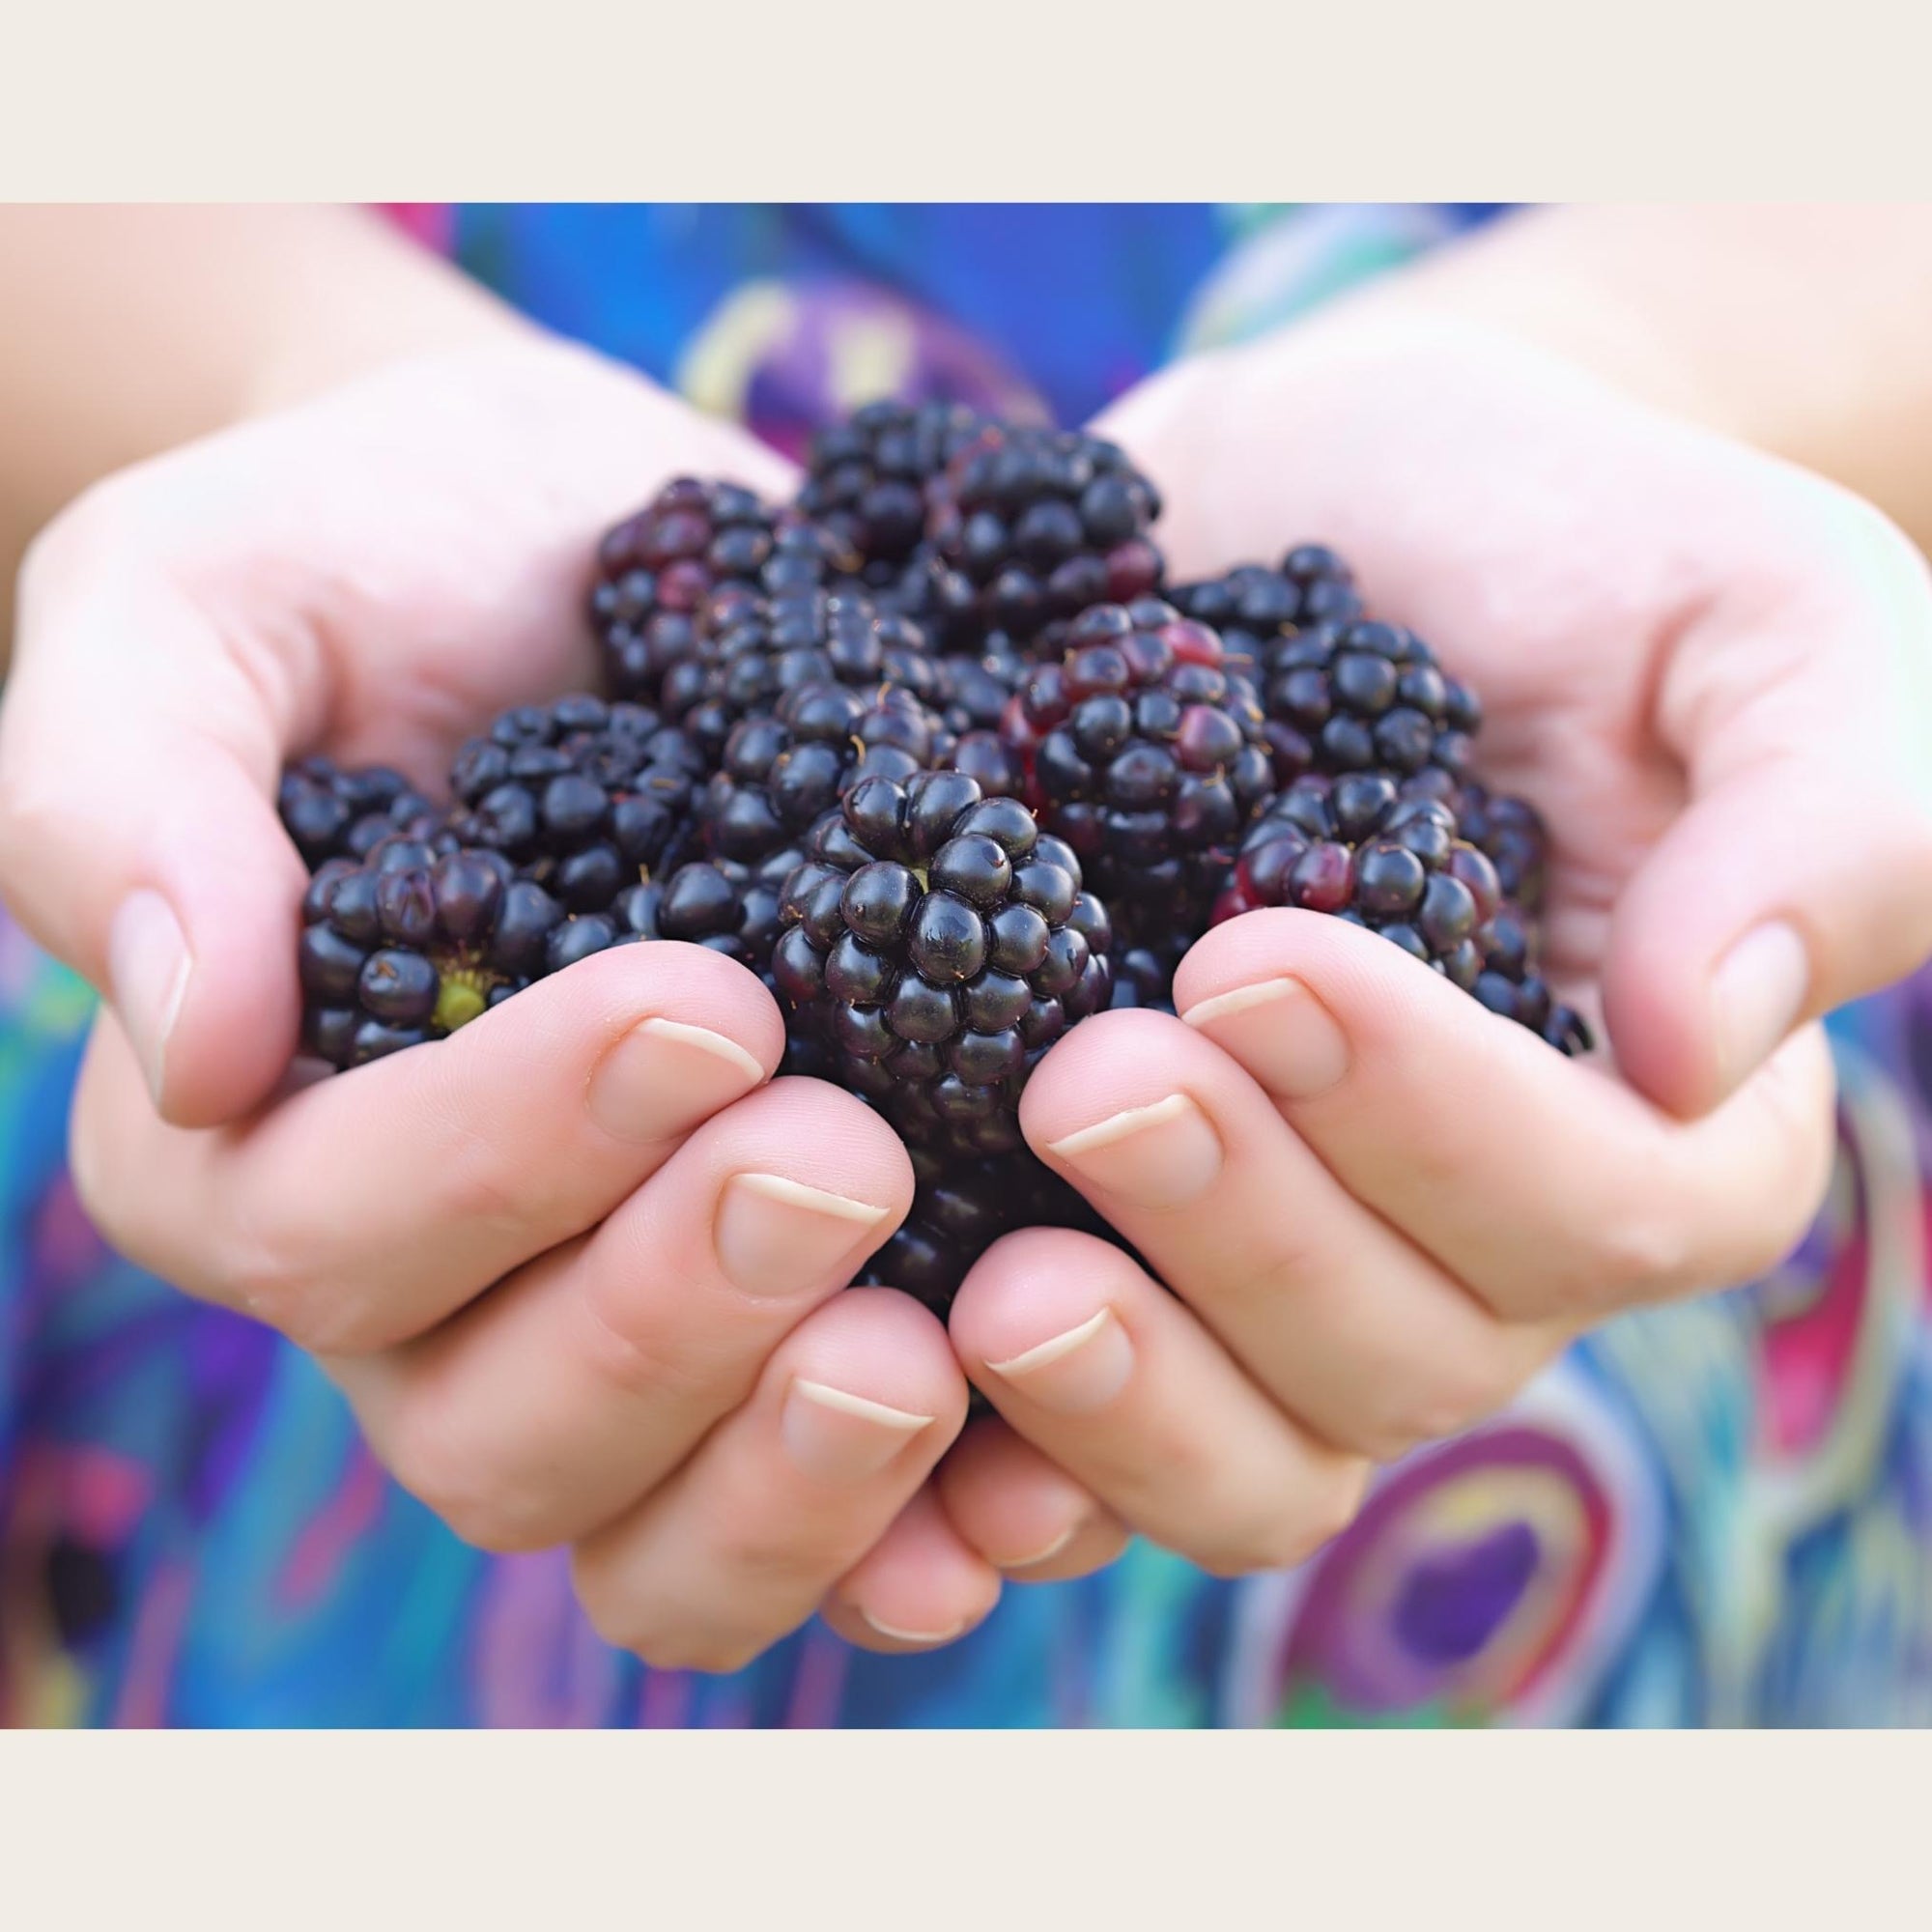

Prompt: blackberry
[
  {"left": 798, "top": 400, "right": 990, "bottom": 568},
  {"left": 1215, "top": 773, "right": 1496, "bottom": 985},
  {"left": 698, "top": 681, "right": 951, "bottom": 865},
  {"left": 1247, "top": 615, "right": 1481, "bottom": 787},
  {"left": 867, "top": 543, "right": 985, "bottom": 649},
  {"left": 1172, "top": 545, "right": 1365, "bottom": 676},
  {"left": 1213, "top": 772, "right": 1590, "bottom": 1054},
  {"left": 545, "top": 853, "right": 797, "bottom": 980},
  {"left": 931, "top": 423, "right": 1164, "bottom": 642},
  {"left": 277, "top": 757, "right": 443, "bottom": 870},
  {"left": 592, "top": 478, "right": 859, "bottom": 705},
  {"left": 1472, "top": 901, "right": 1594, "bottom": 1056},
  {"left": 1455, "top": 780, "right": 1550, "bottom": 914},
  {"left": 1003, "top": 599, "right": 1275, "bottom": 927},
  {"left": 665, "top": 585, "right": 942, "bottom": 765},
  {"left": 298, "top": 835, "right": 562, "bottom": 1069},
  {"left": 772, "top": 771, "right": 1113, "bottom": 1159},
  {"left": 448, "top": 694, "right": 707, "bottom": 914}
]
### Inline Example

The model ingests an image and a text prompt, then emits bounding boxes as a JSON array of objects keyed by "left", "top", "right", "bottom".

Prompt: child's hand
[
  {"left": 927, "top": 317, "right": 1932, "bottom": 1591},
  {"left": 0, "top": 340, "right": 983, "bottom": 1670}
]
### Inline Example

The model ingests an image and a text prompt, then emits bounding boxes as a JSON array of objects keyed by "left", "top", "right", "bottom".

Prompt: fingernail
[
  {"left": 588, "top": 1016, "right": 765, "bottom": 1142},
  {"left": 985, "top": 1307, "right": 1134, "bottom": 1414},
  {"left": 1006, "top": 1524, "right": 1079, "bottom": 1571},
  {"left": 107, "top": 891, "right": 191, "bottom": 1107},
  {"left": 716, "top": 1174, "right": 891, "bottom": 1297},
  {"left": 860, "top": 1611, "right": 968, "bottom": 1646},
  {"left": 1713, "top": 922, "right": 1808, "bottom": 1094},
  {"left": 1045, "top": 1094, "right": 1221, "bottom": 1208},
  {"left": 781, "top": 1378, "right": 933, "bottom": 1484},
  {"left": 1181, "top": 977, "right": 1350, "bottom": 1100}
]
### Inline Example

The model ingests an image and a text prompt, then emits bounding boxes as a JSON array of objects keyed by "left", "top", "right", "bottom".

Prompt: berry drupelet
[
  {"left": 1172, "top": 545, "right": 1365, "bottom": 676},
  {"left": 1246, "top": 615, "right": 1482, "bottom": 787},
  {"left": 592, "top": 478, "right": 860, "bottom": 706},
  {"left": 298, "top": 835, "right": 563, "bottom": 1069},
  {"left": 1455, "top": 779, "right": 1550, "bottom": 914},
  {"left": 773, "top": 771, "right": 1113, "bottom": 1159},
  {"left": 931, "top": 423, "right": 1164, "bottom": 643},
  {"left": 1004, "top": 598, "right": 1275, "bottom": 930},
  {"left": 541, "top": 852, "right": 798, "bottom": 980},
  {"left": 664, "top": 585, "right": 942, "bottom": 765},
  {"left": 278, "top": 757, "right": 444, "bottom": 870},
  {"left": 448, "top": 694, "right": 708, "bottom": 914},
  {"left": 698, "top": 680, "right": 952, "bottom": 865},
  {"left": 797, "top": 399, "right": 990, "bottom": 569},
  {"left": 1471, "top": 900, "right": 1593, "bottom": 1055}
]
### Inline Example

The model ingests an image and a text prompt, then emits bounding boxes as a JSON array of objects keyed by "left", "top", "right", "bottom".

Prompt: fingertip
[
  {"left": 146, "top": 853, "right": 311, "bottom": 1128},
  {"left": 824, "top": 1489, "right": 1003, "bottom": 1654}
]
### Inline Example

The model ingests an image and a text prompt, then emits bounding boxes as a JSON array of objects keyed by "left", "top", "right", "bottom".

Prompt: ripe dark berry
[
  {"left": 698, "top": 681, "right": 952, "bottom": 865},
  {"left": 277, "top": 757, "right": 445, "bottom": 870},
  {"left": 1004, "top": 598, "right": 1274, "bottom": 929},
  {"left": 592, "top": 479, "right": 861, "bottom": 706},
  {"left": 931, "top": 424, "right": 1164, "bottom": 642},
  {"left": 1214, "top": 773, "right": 1590, "bottom": 1054},
  {"left": 774, "top": 771, "right": 1112, "bottom": 1159},
  {"left": 664, "top": 586, "right": 941, "bottom": 765},
  {"left": 298, "top": 835, "right": 561, "bottom": 1068},
  {"left": 448, "top": 694, "right": 707, "bottom": 913},
  {"left": 1171, "top": 546, "right": 1364, "bottom": 676},
  {"left": 1247, "top": 615, "right": 1481, "bottom": 787},
  {"left": 798, "top": 400, "right": 990, "bottom": 568},
  {"left": 1455, "top": 780, "right": 1551, "bottom": 914}
]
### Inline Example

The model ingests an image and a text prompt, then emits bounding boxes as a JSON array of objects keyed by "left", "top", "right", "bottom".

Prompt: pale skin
[{"left": 3, "top": 207, "right": 1932, "bottom": 1666}]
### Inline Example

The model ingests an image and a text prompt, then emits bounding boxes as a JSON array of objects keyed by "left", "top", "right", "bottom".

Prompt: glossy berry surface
[
  {"left": 698, "top": 681, "right": 951, "bottom": 865},
  {"left": 1005, "top": 598, "right": 1274, "bottom": 929},
  {"left": 448, "top": 694, "right": 708, "bottom": 913},
  {"left": 798, "top": 399, "right": 990, "bottom": 568},
  {"left": 773, "top": 771, "right": 1111, "bottom": 1158},
  {"left": 298, "top": 835, "right": 562, "bottom": 1068},
  {"left": 592, "top": 477, "right": 860, "bottom": 706},
  {"left": 1172, "top": 546, "right": 1365, "bottom": 677},
  {"left": 278, "top": 758, "right": 444, "bottom": 871},
  {"left": 1248, "top": 615, "right": 1482, "bottom": 787},
  {"left": 931, "top": 423, "right": 1164, "bottom": 642},
  {"left": 664, "top": 586, "right": 941, "bottom": 764}
]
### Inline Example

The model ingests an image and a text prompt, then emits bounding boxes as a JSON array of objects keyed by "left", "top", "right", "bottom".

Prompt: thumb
[
  {"left": 0, "top": 528, "right": 309, "bottom": 1126},
  {"left": 1604, "top": 499, "right": 1932, "bottom": 1116}
]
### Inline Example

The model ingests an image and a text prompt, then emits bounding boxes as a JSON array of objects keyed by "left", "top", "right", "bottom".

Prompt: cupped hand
[
  {"left": 933, "top": 314, "right": 1932, "bottom": 1587},
  {"left": 0, "top": 338, "right": 990, "bottom": 1669}
]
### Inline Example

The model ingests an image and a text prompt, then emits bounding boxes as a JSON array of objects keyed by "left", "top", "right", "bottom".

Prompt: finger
[
  {"left": 1018, "top": 1007, "right": 1555, "bottom": 1459},
  {"left": 934, "top": 1417, "right": 1131, "bottom": 1581},
  {"left": 1604, "top": 493, "right": 1932, "bottom": 1113},
  {"left": 71, "top": 941, "right": 787, "bottom": 1353},
  {"left": 950, "top": 1229, "right": 1370, "bottom": 1577},
  {"left": 0, "top": 528, "right": 309, "bottom": 1123},
  {"left": 568, "top": 1290, "right": 967, "bottom": 1674},
  {"left": 1174, "top": 908, "right": 1837, "bottom": 1325},
  {"left": 327, "top": 1079, "right": 915, "bottom": 1550},
  {"left": 820, "top": 1487, "right": 1005, "bottom": 1654}
]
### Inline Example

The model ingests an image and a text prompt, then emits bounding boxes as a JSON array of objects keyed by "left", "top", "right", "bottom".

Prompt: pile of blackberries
[{"left": 286, "top": 402, "right": 1590, "bottom": 1313}]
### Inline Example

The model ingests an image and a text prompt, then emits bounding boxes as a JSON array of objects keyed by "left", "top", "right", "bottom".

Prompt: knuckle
[
  {"left": 383, "top": 1397, "right": 550, "bottom": 1556},
  {"left": 1195, "top": 1464, "right": 1368, "bottom": 1578},
  {"left": 567, "top": 1556, "right": 761, "bottom": 1671}
]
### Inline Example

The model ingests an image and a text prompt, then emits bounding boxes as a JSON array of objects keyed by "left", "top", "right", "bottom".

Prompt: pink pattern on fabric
[
  {"left": 277, "top": 1446, "right": 387, "bottom": 1612},
  {"left": 374, "top": 204, "right": 455, "bottom": 252}
]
